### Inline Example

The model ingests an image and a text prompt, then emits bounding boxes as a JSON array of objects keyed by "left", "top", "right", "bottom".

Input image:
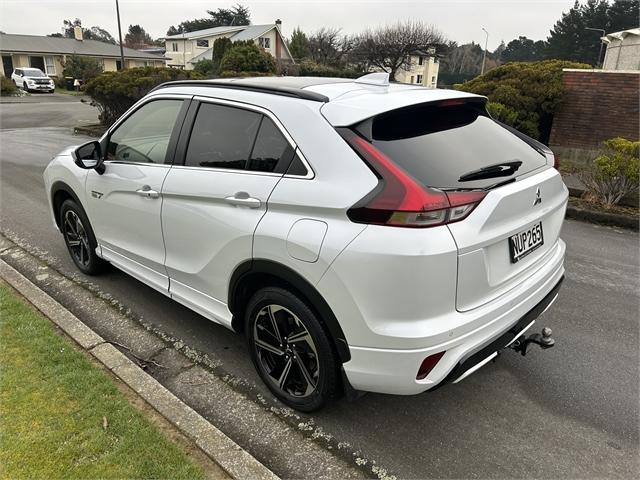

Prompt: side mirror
[{"left": 72, "top": 141, "right": 104, "bottom": 172}]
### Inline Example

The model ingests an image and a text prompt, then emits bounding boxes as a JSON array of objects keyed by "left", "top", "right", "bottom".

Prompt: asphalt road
[{"left": 1, "top": 99, "right": 638, "bottom": 479}]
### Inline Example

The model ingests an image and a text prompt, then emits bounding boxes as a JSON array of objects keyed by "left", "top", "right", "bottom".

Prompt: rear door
[
  {"left": 161, "top": 98, "right": 296, "bottom": 327},
  {"left": 85, "top": 96, "right": 189, "bottom": 293},
  {"left": 368, "top": 100, "right": 567, "bottom": 311}
]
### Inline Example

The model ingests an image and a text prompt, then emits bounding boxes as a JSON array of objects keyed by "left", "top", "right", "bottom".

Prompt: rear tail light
[
  {"left": 340, "top": 129, "right": 486, "bottom": 228},
  {"left": 417, "top": 351, "right": 446, "bottom": 380}
]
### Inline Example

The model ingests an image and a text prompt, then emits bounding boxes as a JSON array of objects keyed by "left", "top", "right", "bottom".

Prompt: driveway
[
  {"left": 0, "top": 92, "right": 97, "bottom": 129},
  {"left": 0, "top": 101, "right": 638, "bottom": 478}
]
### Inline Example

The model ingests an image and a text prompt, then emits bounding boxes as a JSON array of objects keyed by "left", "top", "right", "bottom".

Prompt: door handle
[
  {"left": 224, "top": 192, "right": 261, "bottom": 209},
  {"left": 136, "top": 185, "right": 160, "bottom": 199}
]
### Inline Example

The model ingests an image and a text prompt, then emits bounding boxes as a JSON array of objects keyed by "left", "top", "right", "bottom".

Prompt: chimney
[
  {"left": 275, "top": 19, "right": 282, "bottom": 31},
  {"left": 74, "top": 25, "right": 83, "bottom": 41}
]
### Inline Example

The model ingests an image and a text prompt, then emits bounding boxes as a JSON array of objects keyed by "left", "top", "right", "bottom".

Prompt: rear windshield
[{"left": 369, "top": 101, "right": 547, "bottom": 189}]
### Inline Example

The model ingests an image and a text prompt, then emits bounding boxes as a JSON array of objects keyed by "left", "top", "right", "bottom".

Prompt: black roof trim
[{"left": 151, "top": 80, "right": 330, "bottom": 102}]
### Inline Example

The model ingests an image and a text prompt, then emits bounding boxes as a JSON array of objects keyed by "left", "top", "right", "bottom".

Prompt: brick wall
[{"left": 549, "top": 69, "right": 639, "bottom": 149}]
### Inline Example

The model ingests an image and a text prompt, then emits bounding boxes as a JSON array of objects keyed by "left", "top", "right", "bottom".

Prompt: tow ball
[{"left": 510, "top": 327, "right": 555, "bottom": 356}]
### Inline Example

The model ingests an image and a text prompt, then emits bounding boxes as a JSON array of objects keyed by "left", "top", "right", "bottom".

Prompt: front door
[
  {"left": 162, "top": 99, "right": 296, "bottom": 326},
  {"left": 2, "top": 56, "right": 13, "bottom": 77},
  {"left": 86, "top": 97, "right": 188, "bottom": 293}
]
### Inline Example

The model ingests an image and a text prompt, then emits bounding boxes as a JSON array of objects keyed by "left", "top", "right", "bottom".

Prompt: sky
[{"left": 0, "top": 0, "right": 578, "bottom": 50}]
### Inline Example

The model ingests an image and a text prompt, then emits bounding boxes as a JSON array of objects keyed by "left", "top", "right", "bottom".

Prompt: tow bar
[{"left": 510, "top": 327, "right": 555, "bottom": 356}]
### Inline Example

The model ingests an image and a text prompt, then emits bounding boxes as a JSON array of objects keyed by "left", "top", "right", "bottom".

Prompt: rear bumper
[
  {"left": 435, "top": 274, "right": 563, "bottom": 388},
  {"left": 339, "top": 239, "right": 565, "bottom": 395}
]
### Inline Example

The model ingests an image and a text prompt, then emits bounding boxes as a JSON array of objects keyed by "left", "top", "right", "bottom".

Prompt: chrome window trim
[
  {"left": 169, "top": 164, "right": 282, "bottom": 177},
  {"left": 188, "top": 95, "right": 315, "bottom": 179},
  {"left": 102, "top": 161, "right": 172, "bottom": 168}
]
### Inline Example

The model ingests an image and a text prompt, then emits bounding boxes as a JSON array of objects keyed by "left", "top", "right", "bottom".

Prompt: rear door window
[
  {"left": 248, "top": 117, "right": 294, "bottom": 173},
  {"left": 185, "top": 103, "right": 261, "bottom": 170},
  {"left": 369, "top": 101, "right": 547, "bottom": 189}
]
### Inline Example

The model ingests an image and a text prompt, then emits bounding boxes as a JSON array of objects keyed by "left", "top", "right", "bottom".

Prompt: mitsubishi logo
[{"left": 534, "top": 187, "right": 542, "bottom": 206}]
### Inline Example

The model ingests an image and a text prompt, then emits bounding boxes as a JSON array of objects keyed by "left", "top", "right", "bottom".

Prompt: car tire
[
  {"left": 245, "top": 286, "right": 339, "bottom": 412},
  {"left": 59, "top": 199, "right": 106, "bottom": 275},
  {"left": 22, "top": 81, "right": 29, "bottom": 92}
]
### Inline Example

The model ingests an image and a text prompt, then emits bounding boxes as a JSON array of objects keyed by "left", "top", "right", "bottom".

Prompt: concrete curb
[
  {"left": 0, "top": 258, "right": 279, "bottom": 480},
  {"left": 566, "top": 205, "right": 638, "bottom": 231}
]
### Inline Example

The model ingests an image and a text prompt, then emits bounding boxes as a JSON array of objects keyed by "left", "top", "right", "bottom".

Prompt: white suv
[
  {"left": 44, "top": 75, "right": 567, "bottom": 411},
  {"left": 12, "top": 68, "right": 55, "bottom": 93}
]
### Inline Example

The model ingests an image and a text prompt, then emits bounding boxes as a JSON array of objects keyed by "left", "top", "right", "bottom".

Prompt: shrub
[
  {"left": 211, "top": 37, "right": 233, "bottom": 71},
  {"left": 486, "top": 102, "right": 518, "bottom": 127},
  {"left": 579, "top": 137, "right": 639, "bottom": 206},
  {"left": 219, "top": 41, "right": 276, "bottom": 74},
  {"left": 62, "top": 54, "right": 104, "bottom": 83},
  {"left": 296, "top": 60, "right": 362, "bottom": 78},
  {"left": 455, "top": 60, "right": 590, "bottom": 143},
  {"left": 0, "top": 76, "right": 17, "bottom": 96},
  {"left": 85, "top": 67, "right": 202, "bottom": 126},
  {"left": 193, "top": 59, "right": 217, "bottom": 77},
  {"left": 219, "top": 70, "right": 274, "bottom": 78}
]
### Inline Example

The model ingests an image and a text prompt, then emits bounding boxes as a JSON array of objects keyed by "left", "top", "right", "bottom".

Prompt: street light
[
  {"left": 481, "top": 27, "right": 489, "bottom": 75},
  {"left": 115, "top": 0, "right": 125, "bottom": 69},
  {"left": 585, "top": 27, "right": 606, "bottom": 68}
]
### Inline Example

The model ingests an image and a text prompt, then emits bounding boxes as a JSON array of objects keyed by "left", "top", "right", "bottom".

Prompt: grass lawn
[{"left": 0, "top": 283, "right": 206, "bottom": 479}]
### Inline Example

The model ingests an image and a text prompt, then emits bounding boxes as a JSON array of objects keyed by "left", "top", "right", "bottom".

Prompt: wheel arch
[
  {"left": 229, "top": 259, "right": 351, "bottom": 363},
  {"left": 51, "top": 181, "right": 84, "bottom": 229}
]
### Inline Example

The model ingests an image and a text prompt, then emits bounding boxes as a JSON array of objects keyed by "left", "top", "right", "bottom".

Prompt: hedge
[
  {"left": 455, "top": 60, "right": 590, "bottom": 142},
  {"left": 84, "top": 67, "right": 202, "bottom": 126}
]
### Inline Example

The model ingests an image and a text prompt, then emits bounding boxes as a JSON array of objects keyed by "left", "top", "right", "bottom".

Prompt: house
[
  {"left": 601, "top": 28, "right": 640, "bottom": 71},
  {"left": 372, "top": 49, "right": 440, "bottom": 88},
  {"left": 163, "top": 20, "right": 293, "bottom": 69},
  {"left": 0, "top": 27, "right": 166, "bottom": 78}
]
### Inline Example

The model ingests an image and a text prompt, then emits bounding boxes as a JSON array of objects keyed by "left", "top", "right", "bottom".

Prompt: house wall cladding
[{"left": 549, "top": 70, "right": 639, "bottom": 149}]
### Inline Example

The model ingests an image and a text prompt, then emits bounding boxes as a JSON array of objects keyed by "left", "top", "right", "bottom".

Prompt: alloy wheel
[
  {"left": 63, "top": 210, "right": 91, "bottom": 268},
  {"left": 253, "top": 304, "right": 319, "bottom": 398}
]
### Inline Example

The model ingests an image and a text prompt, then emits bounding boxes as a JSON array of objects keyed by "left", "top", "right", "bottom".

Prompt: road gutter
[{"left": 0, "top": 258, "right": 278, "bottom": 480}]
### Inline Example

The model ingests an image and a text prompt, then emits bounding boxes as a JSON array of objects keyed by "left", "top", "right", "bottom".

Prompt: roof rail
[{"left": 150, "top": 80, "right": 330, "bottom": 102}]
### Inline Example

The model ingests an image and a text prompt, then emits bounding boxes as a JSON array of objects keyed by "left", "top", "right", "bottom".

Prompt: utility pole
[
  {"left": 585, "top": 27, "right": 606, "bottom": 68},
  {"left": 115, "top": 0, "right": 125, "bottom": 69},
  {"left": 481, "top": 27, "right": 489, "bottom": 75}
]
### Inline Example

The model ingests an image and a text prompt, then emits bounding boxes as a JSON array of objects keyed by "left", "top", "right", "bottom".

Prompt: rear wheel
[
  {"left": 245, "top": 287, "right": 339, "bottom": 412},
  {"left": 60, "top": 199, "right": 105, "bottom": 275}
]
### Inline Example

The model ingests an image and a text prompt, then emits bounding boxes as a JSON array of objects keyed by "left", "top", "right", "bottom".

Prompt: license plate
[{"left": 509, "top": 222, "right": 544, "bottom": 263}]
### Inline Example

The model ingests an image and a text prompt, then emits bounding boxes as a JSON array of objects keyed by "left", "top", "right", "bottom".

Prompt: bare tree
[
  {"left": 308, "top": 27, "right": 352, "bottom": 67},
  {"left": 352, "top": 21, "right": 446, "bottom": 80}
]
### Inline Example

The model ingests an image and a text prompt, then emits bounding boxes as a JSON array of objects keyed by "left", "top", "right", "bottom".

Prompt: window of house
[
  {"left": 107, "top": 100, "right": 183, "bottom": 164},
  {"left": 258, "top": 37, "right": 271, "bottom": 49},
  {"left": 247, "top": 117, "right": 294, "bottom": 173},
  {"left": 416, "top": 75, "right": 423, "bottom": 84},
  {"left": 44, "top": 56, "right": 56, "bottom": 75},
  {"left": 196, "top": 39, "right": 209, "bottom": 48},
  {"left": 185, "top": 103, "right": 262, "bottom": 170},
  {"left": 410, "top": 75, "right": 414, "bottom": 83},
  {"left": 431, "top": 76, "right": 436, "bottom": 83},
  {"left": 418, "top": 56, "right": 424, "bottom": 65},
  {"left": 172, "top": 42, "right": 178, "bottom": 52}
]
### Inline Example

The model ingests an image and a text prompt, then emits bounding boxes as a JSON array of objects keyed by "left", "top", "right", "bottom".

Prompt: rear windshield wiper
[{"left": 458, "top": 160, "right": 522, "bottom": 182}]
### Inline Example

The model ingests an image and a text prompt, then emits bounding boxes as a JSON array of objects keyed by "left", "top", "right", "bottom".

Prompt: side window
[
  {"left": 285, "top": 151, "right": 309, "bottom": 177},
  {"left": 107, "top": 100, "right": 183, "bottom": 164},
  {"left": 247, "top": 117, "right": 294, "bottom": 173},
  {"left": 185, "top": 103, "right": 261, "bottom": 170}
]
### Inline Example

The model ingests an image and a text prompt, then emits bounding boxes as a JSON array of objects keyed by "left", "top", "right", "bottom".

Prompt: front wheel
[
  {"left": 22, "top": 81, "right": 29, "bottom": 92},
  {"left": 60, "top": 199, "right": 105, "bottom": 275},
  {"left": 245, "top": 287, "right": 339, "bottom": 412}
]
